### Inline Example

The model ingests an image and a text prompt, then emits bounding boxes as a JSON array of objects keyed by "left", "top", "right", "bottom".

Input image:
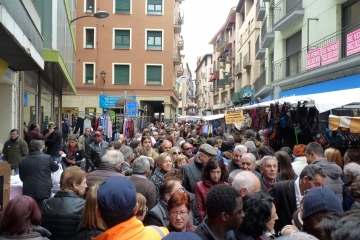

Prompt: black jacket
[
  {"left": 42, "top": 191, "right": 85, "bottom": 240},
  {"left": 61, "top": 144, "right": 86, "bottom": 169},
  {"left": 46, "top": 128, "right": 63, "bottom": 157},
  {"left": 85, "top": 141, "right": 109, "bottom": 171},
  {"left": 181, "top": 156, "right": 203, "bottom": 193},
  {"left": 75, "top": 225, "right": 103, "bottom": 240},
  {"left": 19, "top": 151, "right": 59, "bottom": 200}
]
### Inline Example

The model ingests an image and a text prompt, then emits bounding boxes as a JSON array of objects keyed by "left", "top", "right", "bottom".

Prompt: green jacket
[{"left": 3, "top": 138, "right": 28, "bottom": 168}]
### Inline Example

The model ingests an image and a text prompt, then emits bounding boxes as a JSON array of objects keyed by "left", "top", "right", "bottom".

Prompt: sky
[{"left": 182, "top": 0, "right": 239, "bottom": 76}]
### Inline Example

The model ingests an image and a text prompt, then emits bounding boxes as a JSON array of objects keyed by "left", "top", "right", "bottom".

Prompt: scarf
[{"left": 69, "top": 146, "right": 76, "bottom": 157}]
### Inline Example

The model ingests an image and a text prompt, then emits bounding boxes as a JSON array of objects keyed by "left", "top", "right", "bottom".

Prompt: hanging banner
[
  {"left": 225, "top": 110, "right": 244, "bottom": 124},
  {"left": 347, "top": 28, "right": 360, "bottom": 56},
  {"left": 322, "top": 40, "right": 339, "bottom": 66},
  {"left": 306, "top": 48, "right": 321, "bottom": 70},
  {"left": 126, "top": 102, "right": 139, "bottom": 117},
  {"left": 99, "top": 94, "right": 136, "bottom": 108}
]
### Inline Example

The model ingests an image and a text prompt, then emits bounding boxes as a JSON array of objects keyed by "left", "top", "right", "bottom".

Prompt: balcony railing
[
  {"left": 261, "top": 16, "right": 275, "bottom": 48},
  {"left": 173, "top": 49, "right": 181, "bottom": 65},
  {"left": 273, "top": 0, "right": 304, "bottom": 31},
  {"left": 225, "top": 75, "right": 232, "bottom": 86},
  {"left": 236, "top": 63, "right": 242, "bottom": 76},
  {"left": 256, "top": 0, "right": 266, "bottom": 21},
  {"left": 216, "top": 33, "right": 229, "bottom": 52},
  {"left": 254, "top": 70, "right": 267, "bottom": 94},
  {"left": 219, "top": 79, "right": 226, "bottom": 88},
  {"left": 226, "top": 50, "right": 232, "bottom": 63},
  {"left": 243, "top": 53, "right": 251, "bottom": 69},
  {"left": 213, "top": 61, "right": 219, "bottom": 73},
  {"left": 174, "top": 10, "right": 184, "bottom": 33},
  {"left": 177, "top": 64, "right": 184, "bottom": 77},
  {"left": 178, "top": 38, "right": 184, "bottom": 50},
  {"left": 256, "top": 36, "right": 266, "bottom": 59}
]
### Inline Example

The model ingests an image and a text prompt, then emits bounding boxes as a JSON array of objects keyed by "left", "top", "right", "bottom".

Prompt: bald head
[{"left": 232, "top": 171, "right": 261, "bottom": 198}]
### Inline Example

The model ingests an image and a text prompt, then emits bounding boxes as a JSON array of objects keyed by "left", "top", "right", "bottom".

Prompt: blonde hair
[
  {"left": 174, "top": 154, "right": 188, "bottom": 167},
  {"left": 60, "top": 166, "right": 86, "bottom": 194},
  {"left": 157, "top": 153, "right": 172, "bottom": 168},
  {"left": 324, "top": 148, "right": 343, "bottom": 168},
  {"left": 81, "top": 183, "right": 107, "bottom": 230},
  {"left": 169, "top": 147, "right": 182, "bottom": 159},
  {"left": 136, "top": 193, "right": 147, "bottom": 217}
]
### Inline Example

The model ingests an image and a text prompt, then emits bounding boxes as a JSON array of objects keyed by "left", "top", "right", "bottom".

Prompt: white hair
[
  {"left": 285, "top": 232, "right": 319, "bottom": 240},
  {"left": 234, "top": 144, "right": 247, "bottom": 153},
  {"left": 232, "top": 171, "right": 255, "bottom": 193},
  {"left": 260, "top": 156, "right": 278, "bottom": 168},
  {"left": 244, "top": 141, "right": 256, "bottom": 152},
  {"left": 242, "top": 153, "right": 256, "bottom": 165},
  {"left": 101, "top": 150, "right": 124, "bottom": 165},
  {"left": 344, "top": 162, "right": 360, "bottom": 178}
]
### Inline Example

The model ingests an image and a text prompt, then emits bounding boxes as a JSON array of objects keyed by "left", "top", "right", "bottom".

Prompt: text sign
[
  {"left": 347, "top": 28, "right": 360, "bottom": 56},
  {"left": 126, "top": 102, "right": 138, "bottom": 117},
  {"left": 322, "top": 40, "right": 339, "bottom": 66},
  {"left": 225, "top": 110, "right": 244, "bottom": 124},
  {"left": 99, "top": 94, "right": 136, "bottom": 108},
  {"left": 306, "top": 48, "right": 321, "bottom": 70}
]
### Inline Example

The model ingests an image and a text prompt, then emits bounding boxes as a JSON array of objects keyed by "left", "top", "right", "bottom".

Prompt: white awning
[{"left": 202, "top": 114, "right": 225, "bottom": 121}]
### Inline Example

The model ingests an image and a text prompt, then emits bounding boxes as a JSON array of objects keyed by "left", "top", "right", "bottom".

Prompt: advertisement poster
[
  {"left": 306, "top": 48, "right": 321, "bottom": 70},
  {"left": 322, "top": 40, "right": 340, "bottom": 66},
  {"left": 347, "top": 28, "right": 360, "bottom": 56}
]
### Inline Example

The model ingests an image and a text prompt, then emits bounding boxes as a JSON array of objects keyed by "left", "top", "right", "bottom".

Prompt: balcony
[
  {"left": 236, "top": 63, "right": 242, "bottom": 76},
  {"left": 219, "top": 79, "right": 226, "bottom": 88},
  {"left": 213, "top": 61, "right": 219, "bottom": 73},
  {"left": 256, "top": 0, "right": 266, "bottom": 21},
  {"left": 219, "top": 60, "right": 225, "bottom": 69},
  {"left": 178, "top": 38, "right": 184, "bottom": 50},
  {"left": 177, "top": 64, "right": 184, "bottom": 77},
  {"left": 243, "top": 53, "right": 251, "bottom": 69},
  {"left": 229, "top": 47, "right": 235, "bottom": 60},
  {"left": 255, "top": 36, "right": 266, "bottom": 60},
  {"left": 174, "top": 11, "right": 184, "bottom": 33},
  {"left": 215, "top": 33, "right": 229, "bottom": 52},
  {"left": 173, "top": 50, "right": 181, "bottom": 65},
  {"left": 254, "top": 69, "right": 273, "bottom": 97},
  {"left": 213, "top": 80, "right": 219, "bottom": 91},
  {"left": 210, "top": 85, "right": 214, "bottom": 92},
  {"left": 261, "top": 16, "right": 275, "bottom": 48},
  {"left": 226, "top": 50, "right": 233, "bottom": 63},
  {"left": 273, "top": 0, "right": 304, "bottom": 31},
  {"left": 225, "top": 74, "right": 233, "bottom": 86}
]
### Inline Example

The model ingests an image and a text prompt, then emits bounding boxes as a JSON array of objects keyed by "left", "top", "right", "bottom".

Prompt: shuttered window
[
  {"left": 115, "top": 30, "right": 130, "bottom": 49},
  {"left": 115, "top": 0, "right": 131, "bottom": 14},
  {"left": 85, "top": 29, "right": 94, "bottom": 48},
  {"left": 147, "top": 31, "right": 162, "bottom": 50},
  {"left": 148, "top": 0, "right": 162, "bottom": 15},
  {"left": 85, "top": 64, "right": 94, "bottom": 84},
  {"left": 114, "top": 65, "right": 130, "bottom": 84},
  {"left": 146, "top": 65, "right": 162, "bottom": 85}
]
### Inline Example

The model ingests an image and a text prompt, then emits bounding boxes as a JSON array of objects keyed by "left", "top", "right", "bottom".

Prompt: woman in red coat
[{"left": 194, "top": 157, "right": 228, "bottom": 220}]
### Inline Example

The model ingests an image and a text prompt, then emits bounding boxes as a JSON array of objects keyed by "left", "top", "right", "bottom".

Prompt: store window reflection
[
  {"left": 41, "top": 87, "right": 52, "bottom": 134},
  {"left": 24, "top": 75, "right": 38, "bottom": 133}
]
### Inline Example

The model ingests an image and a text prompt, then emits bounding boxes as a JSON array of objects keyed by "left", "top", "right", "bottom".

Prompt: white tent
[
  {"left": 177, "top": 116, "right": 202, "bottom": 121},
  {"left": 202, "top": 114, "right": 225, "bottom": 121}
]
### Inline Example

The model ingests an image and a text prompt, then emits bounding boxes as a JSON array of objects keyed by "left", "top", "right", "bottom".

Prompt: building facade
[
  {"left": 63, "top": 0, "right": 185, "bottom": 123},
  {"left": 177, "top": 56, "right": 193, "bottom": 117},
  {"left": 194, "top": 54, "right": 213, "bottom": 116}
]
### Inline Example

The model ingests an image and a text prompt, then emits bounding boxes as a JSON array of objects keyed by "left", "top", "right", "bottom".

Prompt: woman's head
[
  {"left": 159, "top": 176, "right": 184, "bottom": 201},
  {"left": 68, "top": 135, "right": 79, "bottom": 148},
  {"left": 258, "top": 146, "right": 275, "bottom": 159},
  {"left": 167, "top": 192, "right": 191, "bottom": 231},
  {"left": 141, "top": 136, "right": 152, "bottom": 150},
  {"left": 81, "top": 183, "right": 106, "bottom": 230},
  {"left": 174, "top": 154, "right": 188, "bottom": 169},
  {"left": 157, "top": 153, "right": 173, "bottom": 172},
  {"left": 202, "top": 157, "right": 227, "bottom": 182},
  {"left": 136, "top": 193, "right": 148, "bottom": 222},
  {"left": 134, "top": 147, "right": 148, "bottom": 158},
  {"left": 275, "top": 151, "right": 296, "bottom": 180},
  {"left": 0, "top": 196, "right": 41, "bottom": 235},
  {"left": 60, "top": 166, "right": 87, "bottom": 197},
  {"left": 221, "top": 141, "right": 233, "bottom": 153},
  {"left": 169, "top": 147, "right": 182, "bottom": 159},
  {"left": 324, "top": 148, "right": 343, "bottom": 168}
]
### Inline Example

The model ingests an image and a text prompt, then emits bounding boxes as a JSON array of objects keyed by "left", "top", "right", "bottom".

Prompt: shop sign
[
  {"left": 24, "top": 92, "right": 28, "bottom": 106},
  {"left": 322, "top": 40, "right": 340, "bottom": 66},
  {"left": 306, "top": 48, "right": 321, "bottom": 70},
  {"left": 347, "top": 28, "right": 360, "bottom": 56},
  {"left": 126, "top": 102, "right": 138, "bottom": 117},
  {"left": 99, "top": 94, "right": 136, "bottom": 108},
  {"left": 225, "top": 110, "right": 244, "bottom": 124}
]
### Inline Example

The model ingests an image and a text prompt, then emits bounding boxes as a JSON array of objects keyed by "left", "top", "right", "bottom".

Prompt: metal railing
[
  {"left": 243, "top": 53, "right": 251, "bottom": 69},
  {"left": 273, "top": 0, "right": 302, "bottom": 26},
  {"left": 219, "top": 79, "right": 226, "bottom": 87},
  {"left": 255, "top": 36, "right": 260, "bottom": 55},
  {"left": 173, "top": 49, "right": 181, "bottom": 60},
  {"left": 174, "top": 10, "right": 184, "bottom": 25},
  {"left": 225, "top": 74, "right": 232, "bottom": 85},
  {"left": 254, "top": 69, "right": 267, "bottom": 93},
  {"left": 256, "top": 0, "right": 265, "bottom": 18},
  {"left": 216, "top": 33, "right": 228, "bottom": 50},
  {"left": 236, "top": 63, "right": 242, "bottom": 75},
  {"left": 261, "top": 16, "right": 273, "bottom": 43}
]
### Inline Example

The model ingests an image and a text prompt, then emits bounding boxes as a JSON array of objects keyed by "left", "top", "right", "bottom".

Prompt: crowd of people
[{"left": 0, "top": 120, "right": 360, "bottom": 240}]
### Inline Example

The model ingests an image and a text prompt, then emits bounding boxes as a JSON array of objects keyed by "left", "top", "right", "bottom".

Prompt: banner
[
  {"left": 306, "top": 48, "right": 321, "bottom": 70},
  {"left": 225, "top": 110, "right": 244, "bottom": 124},
  {"left": 126, "top": 102, "right": 139, "bottom": 117},
  {"left": 322, "top": 40, "right": 339, "bottom": 66},
  {"left": 347, "top": 28, "right": 360, "bottom": 56},
  {"left": 99, "top": 94, "right": 136, "bottom": 108}
]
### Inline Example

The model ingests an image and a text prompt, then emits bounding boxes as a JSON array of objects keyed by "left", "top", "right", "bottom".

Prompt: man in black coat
[
  {"left": 45, "top": 123, "right": 63, "bottom": 163},
  {"left": 19, "top": 140, "right": 59, "bottom": 211}
]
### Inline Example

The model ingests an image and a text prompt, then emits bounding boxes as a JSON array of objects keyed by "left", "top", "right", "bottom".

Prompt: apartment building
[
  {"left": 255, "top": 0, "right": 360, "bottom": 101},
  {"left": 177, "top": 56, "right": 193, "bottom": 116},
  {"left": 63, "top": 0, "right": 185, "bottom": 123},
  {"left": 193, "top": 54, "right": 213, "bottom": 116}
]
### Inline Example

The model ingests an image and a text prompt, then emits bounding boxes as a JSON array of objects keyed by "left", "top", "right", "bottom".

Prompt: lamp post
[
  {"left": 70, "top": 11, "right": 109, "bottom": 24},
  {"left": 100, "top": 70, "right": 106, "bottom": 84},
  {"left": 307, "top": 18, "right": 319, "bottom": 51}
]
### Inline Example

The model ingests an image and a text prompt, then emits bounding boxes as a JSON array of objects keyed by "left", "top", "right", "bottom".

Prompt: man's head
[
  {"left": 181, "top": 142, "right": 193, "bottom": 157},
  {"left": 197, "top": 144, "right": 217, "bottom": 164},
  {"left": 29, "top": 140, "right": 44, "bottom": 152},
  {"left": 161, "top": 140, "right": 172, "bottom": 153},
  {"left": 343, "top": 162, "right": 360, "bottom": 182},
  {"left": 240, "top": 153, "right": 256, "bottom": 172},
  {"left": 97, "top": 126, "right": 104, "bottom": 134},
  {"left": 305, "top": 142, "right": 324, "bottom": 164},
  {"left": 119, "top": 146, "right": 134, "bottom": 164},
  {"left": 141, "top": 136, "right": 152, "bottom": 150},
  {"left": 244, "top": 141, "right": 256, "bottom": 153},
  {"left": 132, "top": 156, "right": 150, "bottom": 176},
  {"left": 84, "top": 128, "right": 91, "bottom": 136},
  {"left": 101, "top": 150, "right": 124, "bottom": 170},
  {"left": 344, "top": 149, "right": 360, "bottom": 165},
  {"left": 160, "top": 130, "right": 167, "bottom": 139},
  {"left": 97, "top": 176, "right": 138, "bottom": 228},
  {"left": 10, "top": 129, "right": 19, "bottom": 140},
  {"left": 260, "top": 156, "right": 278, "bottom": 182},
  {"left": 245, "top": 129, "right": 255, "bottom": 139},
  {"left": 94, "top": 131, "right": 103, "bottom": 143},
  {"left": 232, "top": 171, "right": 261, "bottom": 198},
  {"left": 152, "top": 131, "right": 159, "bottom": 140},
  {"left": 299, "top": 164, "right": 327, "bottom": 194},
  {"left": 109, "top": 141, "right": 121, "bottom": 150},
  {"left": 191, "top": 129, "right": 197, "bottom": 136},
  {"left": 226, "top": 135, "right": 235, "bottom": 145},
  {"left": 216, "top": 127, "right": 224, "bottom": 136},
  {"left": 206, "top": 184, "right": 245, "bottom": 231},
  {"left": 232, "top": 145, "right": 247, "bottom": 165}
]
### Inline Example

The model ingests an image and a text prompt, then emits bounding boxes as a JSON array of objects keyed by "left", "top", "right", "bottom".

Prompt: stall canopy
[
  {"left": 178, "top": 116, "right": 202, "bottom": 121},
  {"left": 202, "top": 114, "right": 225, "bottom": 121}
]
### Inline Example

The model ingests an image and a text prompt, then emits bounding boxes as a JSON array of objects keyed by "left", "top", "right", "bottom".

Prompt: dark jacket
[
  {"left": 62, "top": 121, "right": 70, "bottom": 134},
  {"left": 181, "top": 156, "right": 203, "bottom": 193},
  {"left": 150, "top": 168, "right": 167, "bottom": 200},
  {"left": 75, "top": 225, "right": 103, "bottom": 240},
  {"left": 3, "top": 137, "right": 28, "bottom": 168},
  {"left": 269, "top": 179, "right": 297, "bottom": 234},
  {"left": 0, "top": 225, "right": 51, "bottom": 240},
  {"left": 128, "top": 175, "right": 157, "bottom": 210},
  {"left": 343, "top": 180, "right": 355, "bottom": 211},
  {"left": 85, "top": 141, "right": 109, "bottom": 171},
  {"left": 194, "top": 218, "right": 235, "bottom": 240},
  {"left": 19, "top": 151, "right": 59, "bottom": 200},
  {"left": 259, "top": 175, "right": 281, "bottom": 192},
  {"left": 86, "top": 164, "right": 123, "bottom": 189},
  {"left": 61, "top": 144, "right": 85, "bottom": 169},
  {"left": 228, "top": 160, "right": 241, "bottom": 174},
  {"left": 42, "top": 191, "right": 85, "bottom": 240},
  {"left": 26, "top": 129, "right": 51, "bottom": 146},
  {"left": 46, "top": 128, "right": 63, "bottom": 157}
]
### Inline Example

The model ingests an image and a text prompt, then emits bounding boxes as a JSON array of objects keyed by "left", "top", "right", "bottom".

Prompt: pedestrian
[
  {"left": 62, "top": 118, "right": 70, "bottom": 144},
  {"left": 2, "top": 129, "right": 28, "bottom": 174},
  {"left": 45, "top": 123, "right": 63, "bottom": 163}
]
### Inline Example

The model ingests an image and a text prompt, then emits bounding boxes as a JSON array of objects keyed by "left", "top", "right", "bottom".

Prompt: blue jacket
[{"left": 62, "top": 121, "right": 70, "bottom": 134}]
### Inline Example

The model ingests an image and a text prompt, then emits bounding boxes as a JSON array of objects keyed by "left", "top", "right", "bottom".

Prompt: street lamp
[
  {"left": 176, "top": 76, "right": 186, "bottom": 83},
  {"left": 100, "top": 70, "right": 106, "bottom": 84},
  {"left": 70, "top": 11, "right": 109, "bottom": 24}
]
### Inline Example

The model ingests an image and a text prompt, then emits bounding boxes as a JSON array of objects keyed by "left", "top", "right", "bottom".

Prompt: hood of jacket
[{"left": 312, "top": 158, "right": 342, "bottom": 179}]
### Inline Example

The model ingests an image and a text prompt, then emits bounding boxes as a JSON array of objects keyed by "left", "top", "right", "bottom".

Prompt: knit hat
[
  {"left": 162, "top": 232, "right": 201, "bottom": 240},
  {"left": 97, "top": 176, "right": 137, "bottom": 223},
  {"left": 302, "top": 188, "right": 343, "bottom": 219}
]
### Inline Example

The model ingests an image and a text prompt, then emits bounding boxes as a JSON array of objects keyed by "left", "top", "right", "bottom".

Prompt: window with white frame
[{"left": 84, "top": 63, "right": 95, "bottom": 84}]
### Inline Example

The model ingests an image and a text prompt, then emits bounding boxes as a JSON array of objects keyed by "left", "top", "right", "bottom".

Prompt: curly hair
[
  {"left": 202, "top": 157, "right": 228, "bottom": 182},
  {"left": 206, "top": 184, "right": 241, "bottom": 219},
  {"left": 239, "top": 192, "right": 274, "bottom": 237}
]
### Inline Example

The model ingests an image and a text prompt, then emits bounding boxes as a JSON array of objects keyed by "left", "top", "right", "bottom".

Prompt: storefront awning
[
  {"left": 225, "top": 43, "right": 232, "bottom": 51},
  {"left": 202, "top": 114, "right": 225, "bottom": 121},
  {"left": 212, "top": 72, "right": 219, "bottom": 81},
  {"left": 218, "top": 51, "right": 225, "bottom": 58}
]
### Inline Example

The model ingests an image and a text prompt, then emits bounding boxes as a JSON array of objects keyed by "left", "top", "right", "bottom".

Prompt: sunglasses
[
  {"left": 173, "top": 152, "right": 181, "bottom": 155},
  {"left": 184, "top": 148, "right": 192, "bottom": 150}
]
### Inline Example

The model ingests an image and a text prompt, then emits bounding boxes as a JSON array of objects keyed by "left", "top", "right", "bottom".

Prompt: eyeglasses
[
  {"left": 169, "top": 210, "right": 189, "bottom": 218},
  {"left": 184, "top": 148, "right": 192, "bottom": 150},
  {"left": 173, "top": 152, "right": 181, "bottom": 155}
]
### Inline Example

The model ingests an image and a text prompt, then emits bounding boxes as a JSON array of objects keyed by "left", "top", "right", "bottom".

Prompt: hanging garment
[
  {"left": 107, "top": 118, "right": 113, "bottom": 138},
  {"left": 83, "top": 118, "right": 92, "bottom": 133}
]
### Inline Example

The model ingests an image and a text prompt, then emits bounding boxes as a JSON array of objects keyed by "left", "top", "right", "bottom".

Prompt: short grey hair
[
  {"left": 132, "top": 156, "right": 150, "bottom": 174},
  {"left": 242, "top": 153, "right": 256, "bottom": 165},
  {"left": 226, "top": 135, "right": 234, "bottom": 141},
  {"left": 102, "top": 150, "right": 124, "bottom": 165},
  {"left": 97, "top": 126, "right": 104, "bottom": 131},
  {"left": 29, "top": 140, "right": 44, "bottom": 151},
  {"left": 299, "top": 164, "right": 327, "bottom": 180},
  {"left": 344, "top": 162, "right": 360, "bottom": 178},
  {"left": 120, "top": 146, "right": 133, "bottom": 160},
  {"left": 162, "top": 140, "right": 172, "bottom": 146},
  {"left": 228, "top": 169, "right": 243, "bottom": 185},
  {"left": 244, "top": 141, "right": 256, "bottom": 152},
  {"left": 285, "top": 232, "right": 319, "bottom": 240},
  {"left": 232, "top": 171, "right": 256, "bottom": 193},
  {"left": 260, "top": 156, "right": 278, "bottom": 168},
  {"left": 234, "top": 144, "right": 247, "bottom": 153}
]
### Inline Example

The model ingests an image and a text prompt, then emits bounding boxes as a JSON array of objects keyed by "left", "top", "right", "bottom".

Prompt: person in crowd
[
  {"left": 25, "top": 122, "right": 53, "bottom": 146},
  {"left": 302, "top": 188, "right": 343, "bottom": 239},
  {"left": 75, "top": 184, "right": 106, "bottom": 240},
  {"left": 167, "top": 192, "right": 196, "bottom": 232},
  {"left": 78, "top": 128, "right": 92, "bottom": 151},
  {"left": 86, "top": 150, "right": 124, "bottom": 189},
  {"left": 324, "top": 147, "right": 343, "bottom": 168},
  {"left": 128, "top": 156, "right": 157, "bottom": 210},
  {"left": 150, "top": 152, "right": 173, "bottom": 199},
  {"left": 42, "top": 166, "right": 86, "bottom": 239},
  {"left": 169, "top": 146, "right": 182, "bottom": 160},
  {"left": 269, "top": 164, "right": 327, "bottom": 233},
  {"left": 119, "top": 146, "right": 133, "bottom": 173},
  {"left": 348, "top": 175, "right": 360, "bottom": 210},
  {"left": 291, "top": 144, "right": 307, "bottom": 176},
  {"left": 181, "top": 144, "right": 218, "bottom": 193},
  {"left": 88, "top": 127, "right": 106, "bottom": 145},
  {"left": 194, "top": 184, "right": 245, "bottom": 240},
  {"left": 343, "top": 162, "right": 360, "bottom": 210},
  {"left": 129, "top": 140, "right": 141, "bottom": 151},
  {"left": 257, "top": 146, "right": 275, "bottom": 159},
  {"left": 259, "top": 156, "right": 280, "bottom": 192},
  {"left": 72, "top": 116, "right": 78, "bottom": 129},
  {"left": 165, "top": 135, "right": 176, "bottom": 147},
  {"left": 94, "top": 176, "right": 169, "bottom": 240},
  {"left": 235, "top": 192, "right": 278, "bottom": 240},
  {"left": 240, "top": 153, "right": 261, "bottom": 178},
  {"left": 137, "top": 129, "right": 157, "bottom": 145},
  {"left": 275, "top": 151, "right": 296, "bottom": 181},
  {"left": 229, "top": 145, "right": 247, "bottom": 174},
  {"left": 305, "top": 142, "right": 343, "bottom": 203},
  {"left": 343, "top": 148, "right": 360, "bottom": 165},
  {"left": 135, "top": 193, "right": 148, "bottom": 222},
  {"left": 181, "top": 125, "right": 190, "bottom": 139},
  {"left": 19, "top": 140, "right": 59, "bottom": 211},
  {"left": 59, "top": 135, "right": 85, "bottom": 170},
  {"left": 206, "top": 138, "right": 219, "bottom": 153},
  {"left": 3, "top": 129, "right": 28, "bottom": 175},
  {"left": 152, "top": 131, "right": 159, "bottom": 141},
  {"left": 108, "top": 141, "right": 121, "bottom": 150},
  {"left": 320, "top": 211, "right": 360, "bottom": 240},
  {"left": 195, "top": 157, "right": 228, "bottom": 220},
  {"left": 243, "top": 129, "right": 262, "bottom": 148},
  {"left": 215, "top": 127, "right": 224, "bottom": 140},
  {"left": 244, "top": 141, "right": 259, "bottom": 159},
  {"left": 232, "top": 171, "right": 261, "bottom": 198},
  {"left": 174, "top": 154, "right": 188, "bottom": 169},
  {"left": 142, "top": 136, "right": 159, "bottom": 159},
  {"left": 181, "top": 142, "right": 195, "bottom": 160},
  {"left": 225, "top": 135, "right": 235, "bottom": 146},
  {"left": 62, "top": 118, "right": 70, "bottom": 144},
  {"left": 0, "top": 195, "right": 51, "bottom": 239},
  {"left": 160, "top": 140, "right": 173, "bottom": 154},
  {"left": 280, "top": 147, "right": 294, "bottom": 160},
  {"left": 228, "top": 169, "right": 243, "bottom": 185},
  {"left": 86, "top": 131, "right": 109, "bottom": 172},
  {"left": 45, "top": 123, "right": 63, "bottom": 163}
]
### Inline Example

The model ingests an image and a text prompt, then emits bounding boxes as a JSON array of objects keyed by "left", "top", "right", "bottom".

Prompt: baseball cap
[
  {"left": 199, "top": 143, "right": 217, "bottom": 156},
  {"left": 162, "top": 232, "right": 201, "bottom": 240},
  {"left": 94, "top": 131, "right": 102, "bottom": 136}
]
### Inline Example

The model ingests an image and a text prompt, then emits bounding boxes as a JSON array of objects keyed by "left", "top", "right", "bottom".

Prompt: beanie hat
[
  {"left": 302, "top": 188, "right": 343, "bottom": 219},
  {"left": 97, "top": 176, "right": 137, "bottom": 224},
  {"left": 162, "top": 232, "right": 201, "bottom": 240}
]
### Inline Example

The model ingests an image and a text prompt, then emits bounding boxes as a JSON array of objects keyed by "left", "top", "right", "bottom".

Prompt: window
[
  {"left": 147, "top": 31, "right": 162, "bottom": 50},
  {"left": 146, "top": 65, "right": 162, "bottom": 85},
  {"left": 113, "top": 64, "right": 130, "bottom": 84},
  {"left": 85, "top": 0, "right": 95, "bottom": 13},
  {"left": 114, "top": 29, "right": 130, "bottom": 49},
  {"left": 147, "top": 0, "right": 162, "bottom": 15},
  {"left": 84, "top": 63, "right": 95, "bottom": 84},
  {"left": 115, "top": 0, "right": 131, "bottom": 14},
  {"left": 85, "top": 28, "right": 95, "bottom": 48}
]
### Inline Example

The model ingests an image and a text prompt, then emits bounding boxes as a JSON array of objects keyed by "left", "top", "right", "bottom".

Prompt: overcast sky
[{"left": 182, "top": 0, "right": 239, "bottom": 75}]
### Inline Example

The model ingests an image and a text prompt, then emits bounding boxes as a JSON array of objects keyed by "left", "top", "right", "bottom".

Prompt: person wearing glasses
[
  {"left": 135, "top": 193, "right": 148, "bottom": 222},
  {"left": 150, "top": 153, "right": 173, "bottom": 199},
  {"left": 169, "top": 146, "right": 182, "bottom": 160},
  {"left": 167, "top": 192, "right": 196, "bottom": 232},
  {"left": 181, "top": 142, "right": 194, "bottom": 159},
  {"left": 174, "top": 155, "right": 188, "bottom": 170}
]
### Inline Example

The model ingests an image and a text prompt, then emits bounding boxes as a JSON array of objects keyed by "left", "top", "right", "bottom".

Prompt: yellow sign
[{"left": 225, "top": 110, "right": 244, "bottom": 124}]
